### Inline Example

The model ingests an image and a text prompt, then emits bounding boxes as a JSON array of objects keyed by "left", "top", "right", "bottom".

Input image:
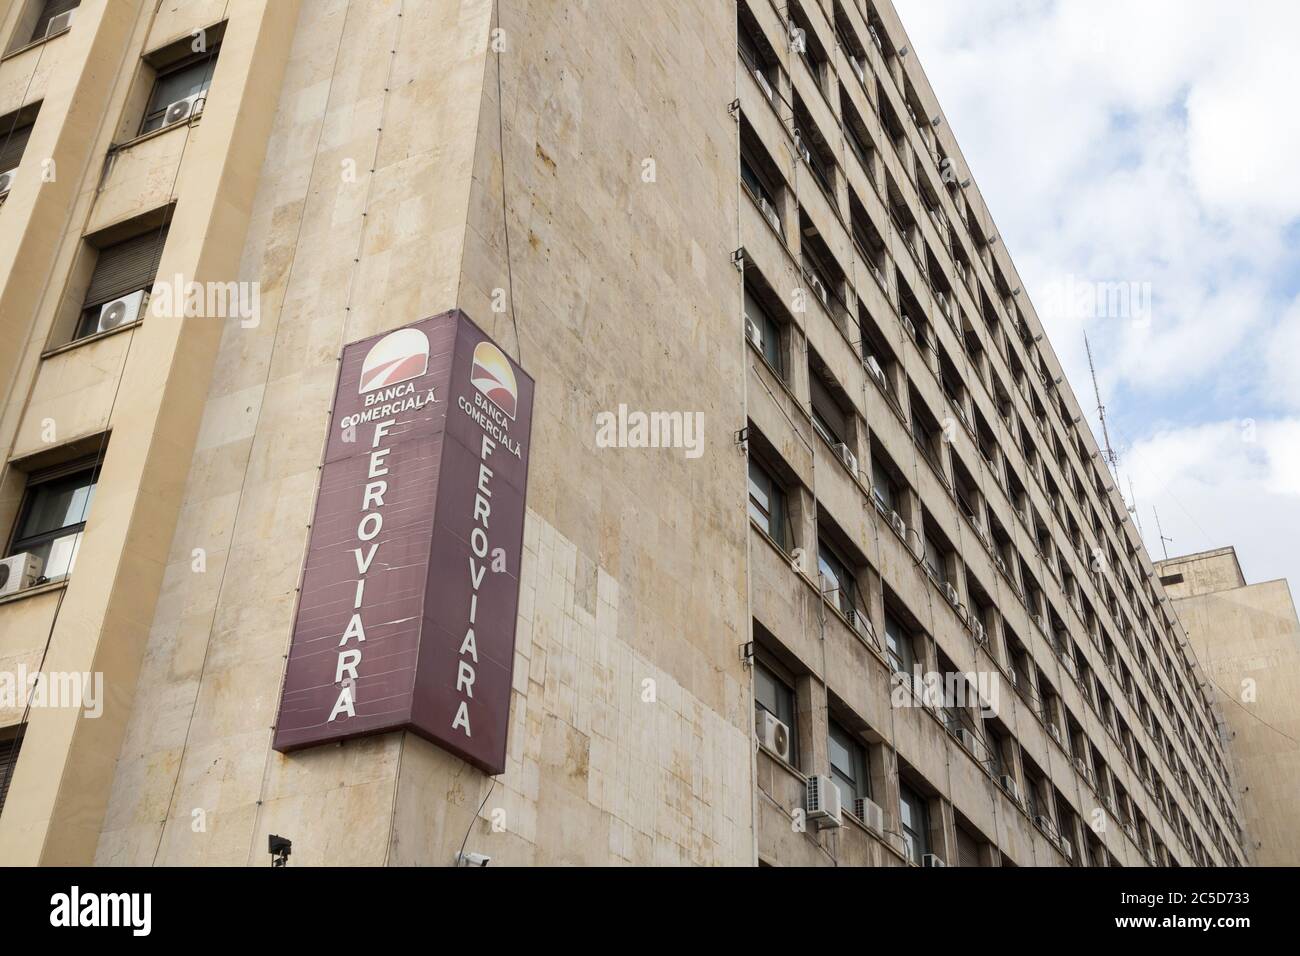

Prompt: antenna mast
[
  {"left": 1085, "top": 332, "right": 1118, "bottom": 474},
  {"left": 1153, "top": 506, "right": 1173, "bottom": 561}
]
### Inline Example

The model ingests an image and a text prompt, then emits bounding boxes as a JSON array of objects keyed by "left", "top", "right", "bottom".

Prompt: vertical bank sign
[{"left": 273, "top": 309, "right": 534, "bottom": 774}]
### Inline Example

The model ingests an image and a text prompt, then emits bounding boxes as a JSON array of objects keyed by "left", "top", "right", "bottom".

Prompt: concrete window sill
[
  {"left": 0, "top": 578, "right": 67, "bottom": 608},
  {"left": 1, "top": 27, "right": 71, "bottom": 62}
]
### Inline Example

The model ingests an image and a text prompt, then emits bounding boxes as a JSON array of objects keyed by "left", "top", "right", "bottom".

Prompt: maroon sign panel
[{"left": 273, "top": 310, "right": 534, "bottom": 774}]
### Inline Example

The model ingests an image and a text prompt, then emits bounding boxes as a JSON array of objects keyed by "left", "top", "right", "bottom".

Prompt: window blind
[{"left": 83, "top": 224, "right": 170, "bottom": 308}]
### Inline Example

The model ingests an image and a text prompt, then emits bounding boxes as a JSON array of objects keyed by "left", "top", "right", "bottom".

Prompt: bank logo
[
  {"left": 360, "top": 328, "right": 430, "bottom": 393},
  {"left": 471, "top": 341, "right": 518, "bottom": 420}
]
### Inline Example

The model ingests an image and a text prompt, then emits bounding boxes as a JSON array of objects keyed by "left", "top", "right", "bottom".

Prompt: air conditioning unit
[
  {"left": 1035, "top": 814, "right": 1056, "bottom": 839},
  {"left": 849, "top": 57, "right": 865, "bottom": 84},
  {"left": 870, "top": 488, "right": 889, "bottom": 517},
  {"left": 1031, "top": 613, "right": 1046, "bottom": 634},
  {"left": 922, "top": 853, "right": 946, "bottom": 868},
  {"left": 758, "top": 196, "right": 781, "bottom": 231},
  {"left": 0, "top": 167, "right": 16, "bottom": 195},
  {"left": 1122, "top": 822, "right": 1137, "bottom": 841},
  {"left": 999, "top": 774, "right": 1020, "bottom": 803},
  {"left": 971, "top": 619, "right": 987, "bottom": 646},
  {"left": 833, "top": 442, "right": 858, "bottom": 474},
  {"left": 46, "top": 8, "right": 76, "bottom": 36},
  {"left": 753, "top": 68, "right": 774, "bottom": 101},
  {"left": 959, "top": 727, "right": 978, "bottom": 752},
  {"left": 853, "top": 797, "right": 884, "bottom": 835},
  {"left": 864, "top": 354, "right": 886, "bottom": 388},
  {"left": 901, "top": 314, "right": 917, "bottom": 340},
  {"left": 755, "top": 710, "right": 791, "bottom": 762},
  {"left": 888, "top": 510, "right": 906, "bottom": 540},
  {"left": 1047, "top": 723, "right": 1062, "bottom": 745},
  {"left": 1061, "top": 838, "right": 1074, "bottom": 862},
  {"left": 808, "top": 274, "right": 828, "bottom": 306},
  {"left": 162, "top": 91, "right": 206, "bottom": 127},
  {"left": 847, "top": 607, "right": 875, "bottom": 643},
  {"left": 806, "top": 775, "right": 843, "bottom": 829},
  {"left": 994, "top": 555, "right": 1007, "bottom": 575},
  {"left": 790, "top": 547, "right": 809, "bottom": 574},
  {"left": 744, "top": 315, "right": 762, "bottom": 350},
  {"left": 1007, "top": 668, "right": 1018, "bottom": 689},
  {"left": 1074, "top": 755, "right": 1089, "bottom": 776},
  {"left": 93, "top": 289, "right": 148, "bottom": 335},
  {"left": 943, "top": 581, "right": 959, "bottom": 608},
  {"left": 0, "top": 552, "right": 44, "bottom": 596}
]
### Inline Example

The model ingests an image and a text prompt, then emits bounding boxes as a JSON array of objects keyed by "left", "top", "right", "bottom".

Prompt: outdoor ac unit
[
  {"left": 994, "top": 555, "right": 1007, "bottom": 575},
  {"left": 162, "top": 91, "right": 205, "bottom": 127},
  {"left": 0, "top": 552, "right": 43, "bottom": 596},
  {"left": 806, "top": 775, "right": 843, "bottom": 829},
  {"left": 959, "top": 727, "right": 978, "bottom": 752},
  {"left": 46, "top": 8, "right": 76, "bottom": 36},
  {"left": 1074, "top": 756, "right": 1088, "bottom": 776},
  {"left": 94, "top": 289, "right": 148, "bottom": 335},
  {"left": 790, "top": 547, "right": 809, "bottom": 574},
  {"left": 864, "top": 354, "right": 886, "bottom": 388},
  {"left": 809, "top": 274, "right": 828, "bottom": 306},
  {"left": 847, "top": 607, "right": 875, "bottom": 643},
  {"left": 922, "top": 853, "right": 946, "bottom": 868},
  {"left": 0, "top": 167, "right": 16, "bottom": 195},
  {"left": 798, "top": 140, "right": 812, "bottom": 165},
  {"left": 1035, "top": 814, "right": 1056, "bottom": 838},
  {"left": 849, "top": 57, "right": 865, "bottom": 84},
  {"left": 833, "top": 442, "right": 858, "bottom": 474},
  {"left": 999, "top": 774, "right": 1020, "bottom": 803},
  {"left": 943, "top": 581, "right": 959, "bottom": 608},
  {"left": 1047, "top": 723, "right": 1062, "bottom": 745},
  {"left": 853, "top": 797, "right": 884, "bottom": 834},
  {"left": 753, "top": 68, "right": 774, "bottom": 101},
  {"left": 1061, "top": 838, "right": 1074, "bottom": 862},
  {"left": 755, "top": 710, "right": 792, "bottom": 762},
  {"left": 971, "top": 619, "right": 987, "bottom": 646},
  {"left": 901, "top": 314, "right": 916, "bottom": 340},
  {"left": 1007, "top": 668, "right": 1018, "bottom": 689},
  {"left": 1031, "top": 613, "right": 1046, "bottom": 633},
  {"left": 888, "top": 510, "right": 906, "bottom": 540},
  {"left": 744, "top": 315, "right": 762, "bottom": 350},
  {"left": 758, "top": 196, "right": 781, "bottom": 231}
]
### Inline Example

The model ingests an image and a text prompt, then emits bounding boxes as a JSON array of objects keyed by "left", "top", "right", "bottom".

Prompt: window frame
[
  {"left": 828, "top": 720, "right": 869, "bottom": 809},
  {"left": 899, "top": 783, "right": 930, "bottom": 864},
  {"left": 6, "top": 457, "right": 102, "bottom": 583},
  {"left": 138, "top": 48, "right": 220, "bottom": 136}
]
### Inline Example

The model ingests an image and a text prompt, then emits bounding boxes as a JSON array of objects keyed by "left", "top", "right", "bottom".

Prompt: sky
[{"left": 893, "top": 0, "right": 1300, "bottom": 602}]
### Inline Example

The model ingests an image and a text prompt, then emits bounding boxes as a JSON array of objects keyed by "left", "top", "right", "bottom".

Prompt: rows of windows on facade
[
  {"left": 0, "top": 4, "right": 221, "bottom": 597},
  {"left": 736, "top": 0, "right": 1242, "bottom": 865}
]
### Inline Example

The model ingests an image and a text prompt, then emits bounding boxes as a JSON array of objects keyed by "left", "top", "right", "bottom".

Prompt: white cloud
[{"left": 893, "top": 0, "right": 1300, "bottom": 589}]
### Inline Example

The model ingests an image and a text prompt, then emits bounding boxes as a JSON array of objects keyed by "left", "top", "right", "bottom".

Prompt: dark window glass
[
  {"left": 829, "top": 721, "right": 868, "bottom": 808},
  {"left": 900, "top": 784, "right": 929, "bottom": 864},
  {"left": 8, "top": 463, "right": 99, "bottom": 580},
  {"left": 140, "top": 54, "right": 217, "bottom": 134}
]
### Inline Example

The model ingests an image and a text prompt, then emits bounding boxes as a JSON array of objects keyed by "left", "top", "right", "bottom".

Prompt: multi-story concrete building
[
  {"left": 0, "top": 0, "right": 1250, "bottom": 866},
  {"left": 1155, "top": 548, "right": 1300, "bottom": 866}
]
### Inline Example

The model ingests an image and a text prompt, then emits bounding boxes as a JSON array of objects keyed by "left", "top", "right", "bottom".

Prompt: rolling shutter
[
  {"left": 0, "top": 121, "right": 33, "bottom": 173},
  {"left": 956, "top": 826, "right": 981, "bottom": 868},
  {"left": 83, "top": 224, "right": 170, "bottom": 308},
  {"left": 0, "top": 730, "right": 23, "bottom": 817}
]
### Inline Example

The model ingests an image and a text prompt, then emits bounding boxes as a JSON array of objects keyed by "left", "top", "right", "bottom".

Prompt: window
[
  {"left": 871, "top": 460, "right": 895, "bottom": 511},
  {"left": 76, "top": 223, "right": 169, "bottom": 340},
  {"left": 899, "top": 784, "right": 929, "bottom": 864},
  {"left": 6, "top": 458, "right": 101, "bottom": 581},
  {"left": 754, "top": 663, "right": 797, "bottom": 764},
  {"left": 29, "top": 0, "right": 79, "bottom": 42},
  {"left": 0, "top": 116, "right": 35, "bottom": 178},
  {"left": 956, "top": 825, "right": 982, "bottom": 867},
  {"left": 747, "top": 457, "right": 787, "bottom": 549},
  {"left": 0, "top": 726, "right": 23, "bottom": 818},
  {"left": 140, "top": 52, "right": 217, "bottom": 135},
  {"left": 817, "top": 538, "right": 855, "bottom": 617},
  {"left": 829, "top": 721, "right": 869, "bottom": 809},
  {"left": 744, "top": 287, "right": 784, "bottom": 376},
  {"left": 884, "top": 613, "right": 916, "bottom": 677}
]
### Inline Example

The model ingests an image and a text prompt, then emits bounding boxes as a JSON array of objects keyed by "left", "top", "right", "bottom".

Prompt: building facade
[
  {"left": 1155, "top": 548, "right": 1300, "bottom": 866},
  {"left": 0, "top": 0, "right": 1250, "bottom": 866}
]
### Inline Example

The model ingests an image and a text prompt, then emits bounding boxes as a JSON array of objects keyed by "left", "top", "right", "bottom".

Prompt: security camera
[{"left": 457, "top": 851, "right": 491, "bottom": 868}]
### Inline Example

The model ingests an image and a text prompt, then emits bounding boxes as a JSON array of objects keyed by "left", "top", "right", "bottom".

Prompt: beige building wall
[{"left": 1157, "top": 548, "right": 1300, "bottom": 866}]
